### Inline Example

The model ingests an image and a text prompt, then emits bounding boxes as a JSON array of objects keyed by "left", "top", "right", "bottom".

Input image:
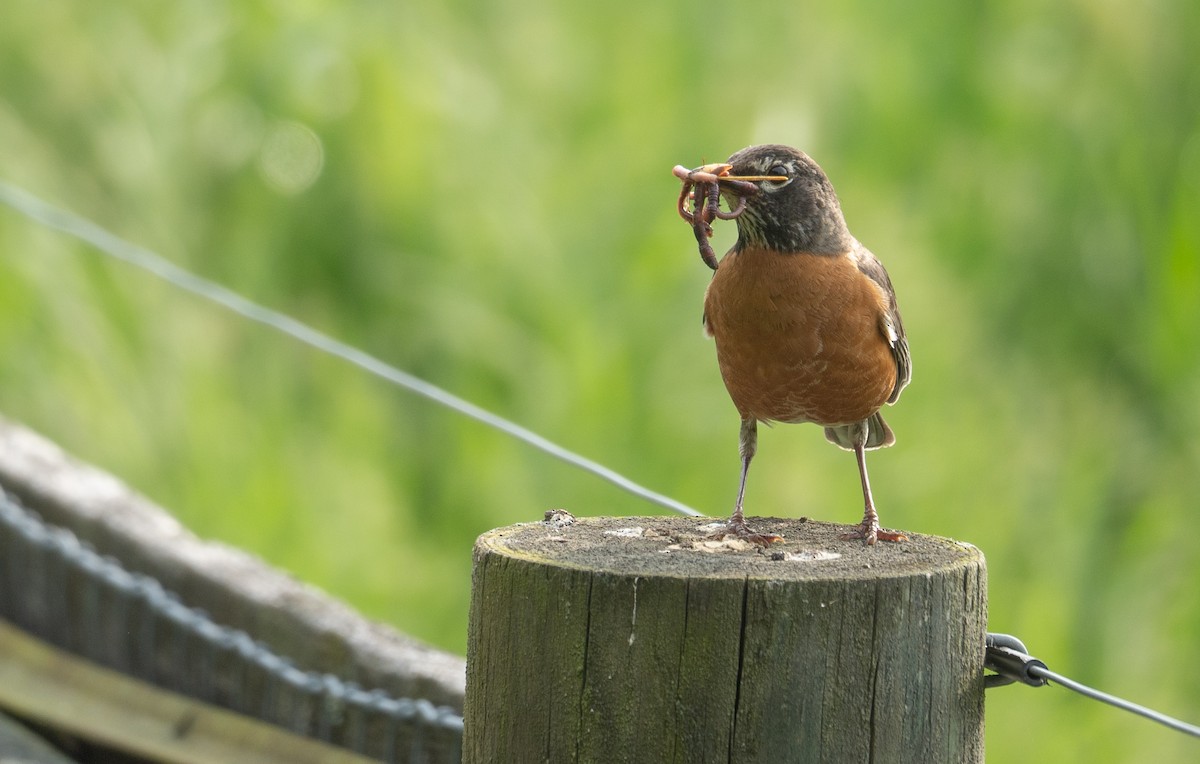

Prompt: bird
[{"left": 693, "top": 144, "right": 912, "bottom": 545}]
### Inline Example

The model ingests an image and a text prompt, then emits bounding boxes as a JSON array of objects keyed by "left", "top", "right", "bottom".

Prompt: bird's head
[{"left": 719, "top": 144, "right": 852, "bottom": 255}]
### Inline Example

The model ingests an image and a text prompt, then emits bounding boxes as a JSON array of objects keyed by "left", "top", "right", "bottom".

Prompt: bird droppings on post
[
  {"left": 666, "top": 537, "right": 756, "bottom": 553},
  {"left": 769, "top": 549, "right": 842, "bottom": 563},
  {"left": 603, "top": 527, "right": 646, "bottom": 538},
  {"left": 543, "top": 508, "right": 576, "bottom": 528}
]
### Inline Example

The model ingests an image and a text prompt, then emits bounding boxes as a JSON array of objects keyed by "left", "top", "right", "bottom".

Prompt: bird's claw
[
  {"left": 839, "top": 521, "right": 906, "bottom": 546},
  {"left": 708, "top": 519, "right": 783, "bottom": 548}
]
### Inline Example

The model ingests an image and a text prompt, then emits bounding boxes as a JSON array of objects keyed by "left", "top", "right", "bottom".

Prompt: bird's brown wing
[{"left": 851, "top": 240, "right": 911, "bottom": 404}]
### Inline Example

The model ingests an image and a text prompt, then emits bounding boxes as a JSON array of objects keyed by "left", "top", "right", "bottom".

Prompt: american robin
[{"left": 687, "top": 144, "right": 912, "bottom": 545}]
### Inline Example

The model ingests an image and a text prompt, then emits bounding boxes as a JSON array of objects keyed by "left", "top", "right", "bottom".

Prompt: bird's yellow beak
[
  {"left": 672, "top": 163, "right": 789, "bottom": 184},
  {"left": 724, "top": 173, "right": 790, "bottom": 182},
  {"left": 700, "top": 163, "right": 789, "bottom": 183}
]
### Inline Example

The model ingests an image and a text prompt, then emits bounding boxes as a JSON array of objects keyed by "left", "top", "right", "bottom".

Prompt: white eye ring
[{"left": 759, "top": 163, "right": 792, "bottom": 191}]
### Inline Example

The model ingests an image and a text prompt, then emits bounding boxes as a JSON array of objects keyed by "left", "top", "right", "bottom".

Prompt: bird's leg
[
  {"left": 730, "top": 417, "right": 756, "bottom": 529},
  {"left": 710, "top": 418, "right": 781, "bottom": 546},
  {"left": 839, "top": 427, "right": 906, "bottom": 545}
]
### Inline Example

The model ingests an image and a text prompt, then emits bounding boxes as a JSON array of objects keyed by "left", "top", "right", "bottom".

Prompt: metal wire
[
  {"left": 985, "top": 632, "right": 1200, "bottom": 740},
  {"left": 0, "top": 180, "right": 701, "bottom": 519},
  {"left": 1030, "top": 665, "right": 1200, "bottom": 739},
  {"left": 0, "top": 488, "right": 463, "bottom": 762}
]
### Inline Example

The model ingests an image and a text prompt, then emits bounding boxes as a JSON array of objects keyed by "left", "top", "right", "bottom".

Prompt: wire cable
[
  {"left": 0, "top": 489, "right": 463, "bottom": 762},
  {"left": 0, "top": 180, "right": 702, "bottom": 517},
  {"left": 1030, "top": 664, "right": 1200, "bottom": 739},
  {"left": 985, "top": 632, "right": 1200, "bottom": 739}
]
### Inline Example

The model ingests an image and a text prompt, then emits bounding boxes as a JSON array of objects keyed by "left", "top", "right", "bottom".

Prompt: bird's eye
[{"left": 768, "top": 164, "right": 790, "bottom": 178}]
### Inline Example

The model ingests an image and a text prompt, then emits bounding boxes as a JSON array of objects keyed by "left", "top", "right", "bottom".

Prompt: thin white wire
[{"left": 0, "top": 180, "right": 702, "bottom": 517}]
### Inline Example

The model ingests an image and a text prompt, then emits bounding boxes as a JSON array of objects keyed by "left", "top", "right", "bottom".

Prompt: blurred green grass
[{"left": 2, "top": 1, "right": 1199, "bottom": 760}]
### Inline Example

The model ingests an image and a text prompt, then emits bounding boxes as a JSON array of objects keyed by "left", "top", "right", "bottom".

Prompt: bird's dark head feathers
[{"left": 723, "top": 144, "right": 852, "bottom": 255}]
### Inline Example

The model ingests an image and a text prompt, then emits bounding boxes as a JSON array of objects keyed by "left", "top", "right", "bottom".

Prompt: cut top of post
[{"left": 476, "top": 515, "right": 982, "bottom": 582}]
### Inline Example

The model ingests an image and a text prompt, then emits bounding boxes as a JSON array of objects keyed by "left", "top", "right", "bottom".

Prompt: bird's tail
[{"left": 823, "top": 411, "right": 895, "bottom": 451}]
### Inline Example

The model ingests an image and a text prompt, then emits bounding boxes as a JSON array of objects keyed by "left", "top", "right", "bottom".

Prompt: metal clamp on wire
[{"left": 985, "top": 632, "right": 1048, "bottom": 689}]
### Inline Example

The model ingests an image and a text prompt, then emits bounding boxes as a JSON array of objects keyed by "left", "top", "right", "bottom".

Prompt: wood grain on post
[{"left": 465, "top": 515, "right": 986, "bottom": 764}]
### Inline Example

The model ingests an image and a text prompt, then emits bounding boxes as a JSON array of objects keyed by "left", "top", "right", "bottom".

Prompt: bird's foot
[
  {"left": 708, "top": 518, "right": 783, "bottom": 548},
  {"left": 839, "top": 520, "right": 906, "bottom": 546}
]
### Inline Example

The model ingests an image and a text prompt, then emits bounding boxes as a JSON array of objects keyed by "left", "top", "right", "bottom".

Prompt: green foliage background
[{"left": 2, "top": 1, "right": 1198, "bottom": 760}]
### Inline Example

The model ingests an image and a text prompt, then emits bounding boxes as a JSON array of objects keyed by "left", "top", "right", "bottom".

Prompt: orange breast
[{"left": 703, "top": 247, "right": 896, "bottom": 426}]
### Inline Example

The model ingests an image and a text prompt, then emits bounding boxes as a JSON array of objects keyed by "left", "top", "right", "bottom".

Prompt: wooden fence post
[{"left": 464, "top": 515, "right": 986, "bottom": 763}]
